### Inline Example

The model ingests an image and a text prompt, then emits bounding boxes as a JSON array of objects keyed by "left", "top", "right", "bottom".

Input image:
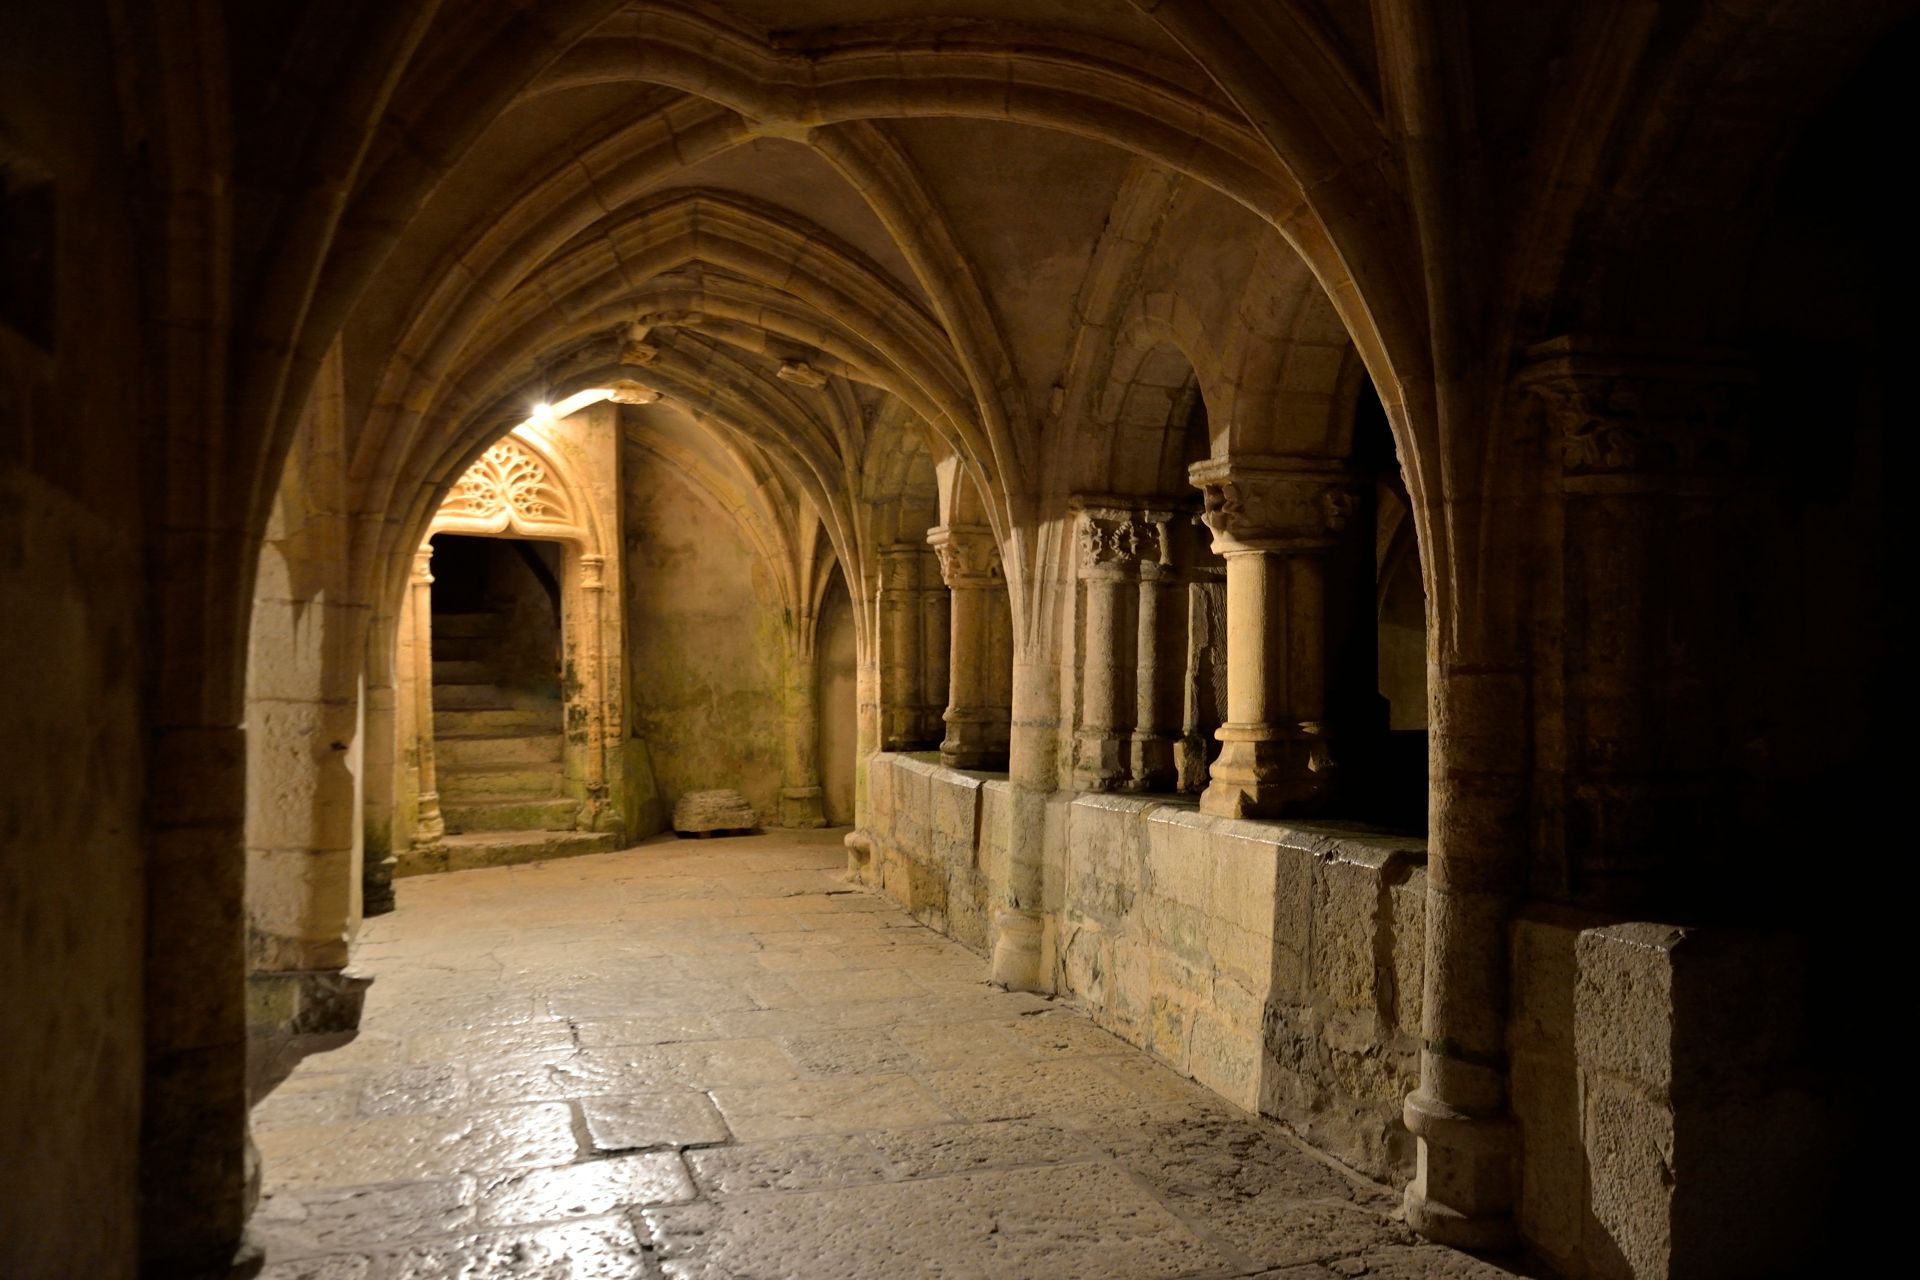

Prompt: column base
[
  {"left": 1198, "top": 727, "right": 1329, "bottom": 818},
  {"left": 843, "top": 829, "right": 875, "bottom": 883},
  {"left": 414, "top": 792, "right": 446, "bottom": 846},
  {"left": 1072, "top": 730, "right": 1129, "bottom": 792},
  {"left": 990, "top": 907, "right": 1046, "bottom": 991},
  {"left": 1121, "top": 732, "right": 1177, "bottom": 794},
  {"left": 363, "top": 853, "right": 398, "bottom": 916},
  {"left": 779, "top": 785, "right": 827, "bottom": 828},
  {"left": 1402, "top": 1089, "right": 1518, "bottom": 1251}
]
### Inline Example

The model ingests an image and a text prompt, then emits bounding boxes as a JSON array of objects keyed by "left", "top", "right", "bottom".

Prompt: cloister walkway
[{"left": 251, "top": 831, "right": 1521, "bottom": 1279}]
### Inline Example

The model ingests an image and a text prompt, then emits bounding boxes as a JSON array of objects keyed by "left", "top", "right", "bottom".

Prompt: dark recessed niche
[{"left": 1, "top": 153, "right": 55, "bottom": 353}]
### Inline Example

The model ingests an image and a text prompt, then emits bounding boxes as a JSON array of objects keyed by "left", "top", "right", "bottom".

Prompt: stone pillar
[
  {"left": 1518, "top": 339, "right": 1757, "bottom": 914},
  {"left": 1188, "top": 457, "right": 1357, "bottom": 818},
  {"left": 360, "top": 671, "right": 398, "bottom": 916},
  {"left": 928, "top": 524, "right": 1010, "bottom": 770},
  {"left": 408, "top": 544, "right": 445, "bottom": 847},
  {"left": 919, "top": 557, "right": 951, "bottom": 746},
  {"left": 1128, "top": 514, "right": 1179, "bottom": 792},
  {"left": 780, "top": 626, "right": 828, "bottom": 828},
  {"left": 576, "top": 552, "right": 612, "bottom": 830},
  {"left": 1178, "top": 572, "right": 1227, "bottom": 793},
  {"left": 1072, "top": 505, "right": 1134, "bottom": 791},
  {"left": 1403, "top": 665, "right": 1528, "bottom": 1250},
  {"left": 878, "top": 544, "right": 925, "bottom": 751}
]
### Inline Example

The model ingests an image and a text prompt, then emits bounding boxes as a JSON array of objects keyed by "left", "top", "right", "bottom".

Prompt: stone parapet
[
  {"left": 862, "top": 750, "right": 1426, "bottom": 1182},
  {"left": 1508, "top": 911, "right": 1832, "bottom": 1279}
]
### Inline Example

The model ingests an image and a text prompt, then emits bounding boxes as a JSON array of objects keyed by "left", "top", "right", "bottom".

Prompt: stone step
[
  {"left": 436, "top": 733, "right": 563, "bottom": 770},
  {"left": 433, "top": 682, "right": 510, "bottom": 711},
  {"left": 441, "top": 796, "right": 579, "bottom": 833},
  {"left": 401, "top": 829, "right": 622, "bottom": 876},
  {"left": 430, "top": 633, "right": 495, "bottom": 663},
  {"left": 433, "top": 612, "right": 507, "bottom": 639},
  {"left": 438, "top": 766, "right": 566, "bottom": 799},
  {"left": 432, "top": 659, "right": 494, "bottom": 684},
  {"left": 434, "top": 706, "right": 560, "bottom": 737}
]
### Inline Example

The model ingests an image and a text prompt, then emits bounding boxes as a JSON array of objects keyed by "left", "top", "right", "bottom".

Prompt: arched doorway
[{"left": 397, "top": 430, "right": 627, "bottom": 874}]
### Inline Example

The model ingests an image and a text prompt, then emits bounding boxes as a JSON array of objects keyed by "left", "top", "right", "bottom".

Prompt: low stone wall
[
  {"left": 857, "top": 751, "right": 1427, "bottom": 1183},
  {"left": 1510, "top": 912, "right": 1839, "bottom": 1279}
]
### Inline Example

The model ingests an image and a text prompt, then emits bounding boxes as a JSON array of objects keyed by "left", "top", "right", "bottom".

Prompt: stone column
[
  {"left": 1188, "top": 457, "right": 1357, "bottom": 818},
  {"left": 1178, "top": 571, "right": 1227, "bottom": 793},
  {"left": 360, "top": 670, "right": 398, "bottom": 915},
  {"left": 780, "top": 625, "right": 828, "bottom": 828},
  {"left": 878, "top": 544, "right": 925, "bottom": 751},
  {"left": 576, "top": 552, "right": 612, "bottom": 830},
  {"left": 1518, "top": 339, "right": 1757, "bottom": 913},
  {"left": 919, "top": 555, "right": 951, "bottom": 747},
  {"left": 408, "top": 544, "right": 445, "bottom": 847},
  {"left": 1128, "top": 514, "right": 1179, "bottom": 793},
  {"left": 1071, "top": 505, "right": 1135, "bottom": 791},
  {"left": 928, "top": 524, "right": 1010, "bottom": 770}
]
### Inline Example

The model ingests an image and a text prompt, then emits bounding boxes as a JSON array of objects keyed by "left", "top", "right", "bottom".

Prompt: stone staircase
[{"left": 428, "top": 610, "right": 617, "bottom": 871}]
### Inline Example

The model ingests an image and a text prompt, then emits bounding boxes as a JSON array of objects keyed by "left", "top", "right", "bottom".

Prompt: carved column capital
[
  {"left": 1070, "top": 497, "right": 1179, "bottom": 580},
  {"left": 411, "top": 543, "right": 434, "bottom": 584},
  {"left": 579, "top": 553, "right": 607, "bottom": 592},
  {"left": 1187, "top": 456, "right": 1357, "bottom": 556},
  {"left": 927, "top": 525, "right": 1001, "bottom": 588},
  {"left": 1517, "top": 338, "right": 1756, "bottom": 487}
]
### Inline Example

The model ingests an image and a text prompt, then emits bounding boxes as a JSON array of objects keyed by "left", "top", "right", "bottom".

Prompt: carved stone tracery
[{"left": 443, "top": 440, "right": 575, "bottom": 531}]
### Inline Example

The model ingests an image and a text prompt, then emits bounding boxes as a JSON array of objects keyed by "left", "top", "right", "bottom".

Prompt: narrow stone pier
[{"left": 252, "top": 831, "right": 1523, "bottom": 1279}]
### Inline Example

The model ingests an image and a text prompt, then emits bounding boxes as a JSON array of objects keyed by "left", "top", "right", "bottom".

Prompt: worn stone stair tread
[{"left": 409, "top": 829, "right": 623, "bottom": 875}]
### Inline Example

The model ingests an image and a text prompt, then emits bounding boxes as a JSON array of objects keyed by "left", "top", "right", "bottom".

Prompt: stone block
[
  {"left": 1143, "top": 894, "right": 1208, "bottom": 967},
  {"left": 1061, "top": 921, "right": 1113, "bottom": 1010},
  {"left": 1104, "top": 935, "right": 1152, "bottom": 1044},
  {"left": 1310, "top": 854, "right": 1382, "bottom": 1016},
  {"left": 1583, "top": 1077, "right": 1674, "bottom": 1280},
  {"left": 1574, "top": 922, "right": 1682, "bottom": 1090},
  {"left": 946, "top": 864, "right": 989, "bottom": 953},
  {"left": 1389, "top": 870, "right": 1426, "bottom": 1038},
  {"left": 1510, "top": 1047, "right": 1584, "bottom": 1268},
  {"left": 671, "top": 789, "right": 757, "bottom": 833},
  {"left": 930, "top": 770, "right": 981, "bottom": 872},
  {"left": 1145, "top": 809, "right": 1209, "bottom": 909},
  {"left": 1040, "top": 793, "right": 1073, "bottom": 913},
  {"left": 1203, "top": 915, "right": 1267, "bottom": 995},
  {"left": 978, "top": 781, "right": 1010, "bottom": 886},
  {"left": 1257, "top": 834, "right": 1314, "bottom": 1005},
  {"left": 1207, "top": 826, "right": 1279, "bottom": 939},
  {"left": 1510, "top": 908, "right": 1586, "bottom": 1055},
  {"left": 866, "top": 754, "right": 897, "bottom": 840},
  {"left": 1067, "top": 794, "right": 1150, "bottom": 925},
  {"left": 892, "top": 760, "right": 933, "bottom": 859},
  {"left": 1568, "top": 922, "right": 1825, "bottom": 1280},
  {"left": 1188, "top": 1011, "right": 1259, "bottom": 1111}
]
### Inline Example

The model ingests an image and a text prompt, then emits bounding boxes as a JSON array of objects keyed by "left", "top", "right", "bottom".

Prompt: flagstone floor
[{"left": 252, "top": 829, "right": 1523, "bottom": 1279}]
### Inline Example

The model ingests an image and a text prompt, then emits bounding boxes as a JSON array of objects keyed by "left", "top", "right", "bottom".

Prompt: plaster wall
[{"left": 622, "top": 442, "right": 787, "bottom": 822}]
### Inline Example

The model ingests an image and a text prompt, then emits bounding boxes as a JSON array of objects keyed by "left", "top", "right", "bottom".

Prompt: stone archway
[{"left": 396, "top": 424, "right": 631, "bottom": 874}]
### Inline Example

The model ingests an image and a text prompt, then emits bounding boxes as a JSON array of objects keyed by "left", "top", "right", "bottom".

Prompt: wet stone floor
[{"left": 253, "top": 830, "right": 1519, "bottom": 1280}]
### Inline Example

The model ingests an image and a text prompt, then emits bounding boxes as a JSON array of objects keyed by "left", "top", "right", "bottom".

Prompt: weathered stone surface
[
  {"left": 475, "top": 1153, "right": 695, "bottom": 1224},
  {"left": 579, "top": 1093, "right": 731, "bottom": 1152},
  {"left": 641, "top": 1163, "right": 1229, "bottom": 1280},
  {"left": 685, "top": 1134, "right": 893, "bottom": 1195},
  {"left": 671, "top": 789, "right": 759, "bottom": 834},
  {"left": 250, "top": 833, "right": 1489, "bottom": 1278}
]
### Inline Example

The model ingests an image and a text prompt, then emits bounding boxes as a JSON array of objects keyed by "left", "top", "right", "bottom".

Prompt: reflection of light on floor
[{"left": 249, "top": 830, "right": 1513, "bottom": 1278}]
